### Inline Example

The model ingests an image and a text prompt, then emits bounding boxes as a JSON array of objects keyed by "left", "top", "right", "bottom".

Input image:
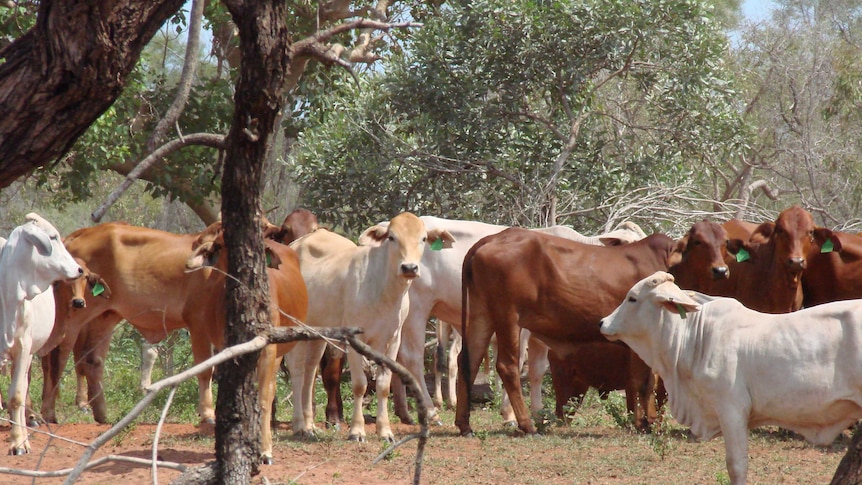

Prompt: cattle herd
[{"left": 1, "top": 205, "right": 861, "bottom": 484}]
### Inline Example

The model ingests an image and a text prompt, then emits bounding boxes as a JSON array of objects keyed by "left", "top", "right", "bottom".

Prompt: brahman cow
[
  {"left": 0, "top": 214, "right": 83, "bottom": 455},
  {"left": 600, "top": 271, "right": 862, "bottom": 485},
  {"left": 39, "top": 222, "right": 204, "bottom": 425},
  {"left": 285, "top": 212, "right": 454, "bottom": 442},
  {"left": 184, "top": 221, "right": 308, "bottom": 464},
  {"left": 455, "top": 223, "right": 729, "bottom": 436},
  {"left": 321, "top": 216, "right": 648, "bottom": 428},
  {"left": 541, "top": 220, "right": 732, "bottom": 425}
]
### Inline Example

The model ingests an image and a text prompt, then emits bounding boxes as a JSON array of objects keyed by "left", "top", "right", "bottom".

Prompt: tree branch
[{"left": 91, "top": 133, "right": 226, "bottom": 222}]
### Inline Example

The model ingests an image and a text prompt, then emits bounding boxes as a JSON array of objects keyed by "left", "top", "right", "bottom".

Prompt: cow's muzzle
[
  {"left": 787, "top": 257, "right": 806, "bottom": 271},
  {"left": 712, "top": 266, "right": 729, "bottom": 280},
  {"left": 400, "top": 263, "right": 420, "bottom": 278},
  {"left": 72, "top": 299, "right": 86, "bottom": 309}
]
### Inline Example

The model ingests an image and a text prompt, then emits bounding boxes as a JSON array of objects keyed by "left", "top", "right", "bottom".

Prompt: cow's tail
[{"left": 460, "top": 243, "right": 477, "bottom": 407}]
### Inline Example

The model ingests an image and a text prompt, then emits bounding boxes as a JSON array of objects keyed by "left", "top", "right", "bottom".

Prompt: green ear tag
[
  {"left": 266, "top": 252, "right": 273, "bottom": 267},
  {"left": 430, "top": 238, "right": 444, "bottom": 251},
  {"left": 675, "top": 303, "right": 687, "bottom": 319},
  {"left": 821, "top": 238, "right": 834, "bottom": 253},
  {"left": 92, "top": 283, "right": 105, "bottom": 297},
  {"left": 736, "top": 247, "right": 750, "bottom": 263}
]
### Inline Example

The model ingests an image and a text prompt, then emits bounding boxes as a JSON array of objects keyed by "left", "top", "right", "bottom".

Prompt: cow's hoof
[
  {"left": 202, "top": 417, "right": 216, "bottom": 425},
  {"left": 27, "top": 416, "right": 40, "bottom": 428},
  {"left": 325, "top": 421, "right": 341, "bottom": 431},
  {"left": 459, "top": 430, "right": 474, "bottom": 438},
  {"left": 383, "top": 435, "right": 396, "bottom": 444},
  {"left": 260, "top": 455, "right": 274, "bottom": 465},
  {"left": 294, "top": 429, "right": 318, "bottom": 440},
  {"left": 502, "top": 420, "right": 517, "bottom": 428},
  {"left": 9, "top": 446, "right": 29, "bottom": 456},
  {"left": 399, "top": 416, "right": 416, "bottom": 425},
  {"left": 348, "top": 433, "right": 366, "bottom": 442}
]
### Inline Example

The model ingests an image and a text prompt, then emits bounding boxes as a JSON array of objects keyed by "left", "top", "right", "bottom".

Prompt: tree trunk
[
  {"left": 215, "top": 0, "right": 290, "bottom": 482},
  {"left": 0, "top": 0, "right": 185, "bottom": 188},
  {"left": 831, "top": 424, "right": 862, "bottom": 485}
]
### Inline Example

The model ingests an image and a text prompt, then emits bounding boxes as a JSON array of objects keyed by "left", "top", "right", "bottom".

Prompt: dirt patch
[{"left": 0, "top": 409, "right": 849, "bottom": 485}]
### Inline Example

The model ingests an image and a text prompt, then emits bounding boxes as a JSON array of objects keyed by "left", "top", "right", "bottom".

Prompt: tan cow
[
  {"left": 184, "top": 221, "right": 308, "bottom": 464},
  {"left": 285, "top": 212, "right": 454, "bottom": 442}
]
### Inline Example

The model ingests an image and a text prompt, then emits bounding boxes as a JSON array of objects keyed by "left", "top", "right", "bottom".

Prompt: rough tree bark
[
  {"left": 831, "top": 424, "right": 862, "bottom": 485},
  {"left": 214, "top": 0, "right": 291, "bottom": 483},
  {"left": 0, "top": 0, "right": 186, "bottom": 188}
]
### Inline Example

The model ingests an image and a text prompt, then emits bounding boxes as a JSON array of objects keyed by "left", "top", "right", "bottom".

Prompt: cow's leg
[
  {"left": 373, "top": 332, "right": 404, "bottom": 443},
  {"left": 287, "top": 340, "right": 326, "bottom": 437},
  {"left": 74, "top": 319, "right": 117, "bottom": 424},
  {"left": 548, "top": 350, "right": 581, "bottom": 421},
  {"left": 74, "top": 367, "right": 88, "bottom": 411},
  {"left": 346, "top": 347, "right": 370, "bottom": 442},
  {"left": 446, "top": 331, "right": 461, "bottom": 409},
  {"left": 719, "top": 410, "right": 751, "bottom": 485},
  {"left": 391, "top": 372, "right": 413, "bottom": 425},
  {"left": 454, "top": 311, "right": 497, "bottom": 437},
  {"left": 320, "top": 345, "right": 345, "bottom": 428},
  {"left": 394, "top": 311, "right": 441, "bottom": 426},
  {"left": 527, "top": 336, "right": 549, "bottom": 415},
  {"left": 140, "top": 342, "right": 158, "bottom": 391},
  {"left": 432, "top": 320, "right": 449, "bottom": 409},
  {"left": 627, "top": 354, "right": 656, "bottom": 432},
  {"left": 500, "top": 329, "right": 535, "bottom": 425},
  {"left": 494, "top": 323, "right": 535, "bottom": 435},
  {"left": 8, "top": 342, "right": 32, "bottom": 455},
  {"left": 188, "top": 330, "right": 215, "bottom": 424},
  {"left": 40, "top": 329, "right": 80, "bottom": 424},
  {"left": 257, "top": 345, "right": 280, "bottom": 465}
]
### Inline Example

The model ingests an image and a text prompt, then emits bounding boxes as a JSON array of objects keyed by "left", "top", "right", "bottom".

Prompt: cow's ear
[
  {"left": 726, "top": 239, "right": 756, "bottom": 263},
  {"left": 88, "top": 273, "right": 112, "bottom": 299},
  {"left": 654, "top": 287, "right": 701, "bottom": 317},
  {"left": 265, "top": 247, "right": 282, "bottom": 269},
  {"left": 358, "top": 225, "right": 389, "bottom": 245},
  {"left": 814, "top": 228, "right": 841, "bottom": 253},
  {"left": 752, "top": 222, "right": 774, "bottom": 242},
  {"left": 186, "top": 241, "right": 217, "bottom": 269},
  {"left": 667, "top": 234, "right": 689, "bottom": 267},
  {"left": 22, "top": 225, "right": 53, "bottom": 256},
  {"left": 427, "top": 229, "right": 455, "bottom": 249}
]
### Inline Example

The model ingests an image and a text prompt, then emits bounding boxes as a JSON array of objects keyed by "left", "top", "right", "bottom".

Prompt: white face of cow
[
  {"left": 5, "top": 213, "right": 83, "bottom": 299},
  {"left": 600, "top": 271, "right": 701, "bottom": 341}
]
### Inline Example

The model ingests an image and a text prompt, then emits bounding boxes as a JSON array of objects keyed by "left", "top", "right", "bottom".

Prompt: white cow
[
  {"left": 0, "top": 213, "right": 82, "bottom": 455},
  {"left": 599, "top": 271, "right": 862, "bottom": 485},
  {"left": 392, "top": 216, "right": 647, "bottom": 424},
  {"left": 285, "top": 212, "right": 454, "bottom": 442}
]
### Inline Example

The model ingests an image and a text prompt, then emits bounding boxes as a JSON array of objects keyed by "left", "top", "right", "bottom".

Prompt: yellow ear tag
[
  {"left": 675, "top": 303, "right": 687, "bottom": 319},
  {"left": 736, "top": 248, "right": 750, "bottom": 263},
  {"left": 430, "top": 238, "right": 444, "bottom": 251},
  {"left": 92, "top": 283, "right": 105, "bottom": 297},
  {"left": 821, "top": 239, "right": 834, "bottom": 253}
]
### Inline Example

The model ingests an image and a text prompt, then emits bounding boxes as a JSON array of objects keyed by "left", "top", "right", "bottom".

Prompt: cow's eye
[{"left": 627, "top": 296, "right": 637, "bottom": 303}]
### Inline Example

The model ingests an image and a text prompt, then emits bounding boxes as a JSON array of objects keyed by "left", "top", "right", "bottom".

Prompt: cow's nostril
[
  {"left": 712, "top": 266, "right": 729, "bottom": 279},
  {"left": 72, "top": 299, "right": 86, "bottom": 309},
  {"left": 77, "top": 267, "right": 84, "bottom": 275},
  {"left": 401, "top": 263, "right": 419, "bottom": 275}
]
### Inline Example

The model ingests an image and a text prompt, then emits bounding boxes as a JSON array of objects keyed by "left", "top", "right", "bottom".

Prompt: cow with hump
[
  {"left": 0, "top": 213, "right": 83, "bottom": 455},
  {"left": 600, "top": 271, "right": 862, "bottom": 485},
  {"left": 454, "top": 221, "right": 730, "bottom": 436},
  {"left": 285, "top": 211, "right": 454, "bottom": 442}
]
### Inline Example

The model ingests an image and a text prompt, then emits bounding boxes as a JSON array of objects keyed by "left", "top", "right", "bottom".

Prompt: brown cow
[
  {"left": 802, "top": 230, "right": 859, "bottom": 307},
  {"left": 185, "top": 221, "right": 308, "bottom": 464},
  {"left": 699, "top": 206, "right": 832, "bottom": 314},
  {"left": 548, "top": 220, "right": 731, "bottom": 424},
  {"left": 454, "top": 227, "right": 728, "bottom": 436}
]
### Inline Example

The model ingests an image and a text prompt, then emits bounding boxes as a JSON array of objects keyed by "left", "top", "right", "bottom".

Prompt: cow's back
[{"left": 63, "top": 223, "right": 200, "bottom": 335}]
